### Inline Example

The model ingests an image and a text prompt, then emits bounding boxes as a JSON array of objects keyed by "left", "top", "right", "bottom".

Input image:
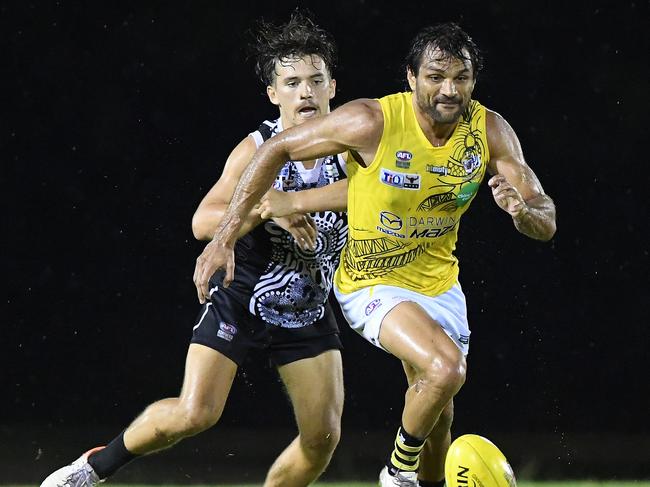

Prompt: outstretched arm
[
  {"left": 258, "top": 178, "right": 348, "bottom": 219},
  {"left": 193, "top": 99, "right": 381, "bottom": 303},
  {"left": 486, "top": 110, "right": 557, "bottom": 241}
]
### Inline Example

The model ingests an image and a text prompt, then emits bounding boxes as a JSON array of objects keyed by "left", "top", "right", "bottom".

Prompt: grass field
[
  {"left": 96, "top": 483, "right": 649, "bottom": 487},
  {"left": 5, "top": 483, "right": 647, "bottom": 487}
]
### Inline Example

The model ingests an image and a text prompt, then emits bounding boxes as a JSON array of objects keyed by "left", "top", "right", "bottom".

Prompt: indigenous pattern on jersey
[
  {"left": 215, "top": 118, "right": 347, "bottom": 330},
  {"left": 334, "top": 92, "right": 489, "bottom": 297}
]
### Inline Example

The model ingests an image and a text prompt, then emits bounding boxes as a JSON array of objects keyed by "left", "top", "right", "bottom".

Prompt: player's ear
[
  {"left": 407, "top": 67, "right": 417, "bottom": 91},
  {"left": 328, "top": 78, "right": 336, "bottom": 100},
  {"left": 267, "top": 84, "right": 279, "bottom": 106}
]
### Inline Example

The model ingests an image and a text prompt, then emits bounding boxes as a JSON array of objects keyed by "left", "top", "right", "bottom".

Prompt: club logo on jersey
[
  {"left": 426, "top": 164, "right": 448, "bottom": 176},
  {"left": 365, "top": 298, "right": 382, "bottom": 316},
  {"left": 461, "top": 149, "right": 481, "bottom": 174},
  {"left": 395, "top": 150, "right": 413, "bottom": 168},
  {"left": 217, "top": 321, "right": 237, "bottom": 342},
  {"left": 377, "top": 211, "right": 405, "bottom": 238},
  {"left": 380, "top": 169, "right": 420, "bottom": 190},
  {"left": 324, "top": 158, "right": 340, "bottom": 179},
  {"left": 274, "top": 164, "right": 295, "bottom": 190}
]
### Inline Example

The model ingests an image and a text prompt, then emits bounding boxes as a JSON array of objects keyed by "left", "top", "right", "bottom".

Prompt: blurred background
[{"left": 2, "top": 0, "right": 648, "bottom": 483}]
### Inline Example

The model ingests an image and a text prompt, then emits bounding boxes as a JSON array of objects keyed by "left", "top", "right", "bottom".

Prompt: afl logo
[
  {"left": 396, "top": 150, "right": 413, "bottom": 161},
  {"left": 379, "top": 211, "right": 402, "bottom": 231},
  {"left": 219, "top": 322, "right": 237, "bottom": 335},
  {"left": 365, "top": 299, "right": 382, "bottom": 316}
]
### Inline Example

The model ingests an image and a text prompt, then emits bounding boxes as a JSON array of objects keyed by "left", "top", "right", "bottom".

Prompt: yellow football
[{"left": 444, "top": 434, "right": 516, "bottom": 487}]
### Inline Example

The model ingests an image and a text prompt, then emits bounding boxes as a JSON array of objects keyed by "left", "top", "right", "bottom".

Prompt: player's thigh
[
  {"left": 380, "top": 301, "right": 464, "bottom": 373},
  {"left": 178, "top": 343, "right": 238, "bottom": 414},
  {"left": 278, "top": 349, "right": 344, "bottom": 432}
]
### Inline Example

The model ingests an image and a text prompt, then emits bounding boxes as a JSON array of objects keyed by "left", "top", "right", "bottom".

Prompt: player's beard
[{"left": 429, "top": 96, "right": 468, "bottom": 123}]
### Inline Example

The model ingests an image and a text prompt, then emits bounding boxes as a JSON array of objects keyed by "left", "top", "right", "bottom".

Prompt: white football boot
[
  {"left": 379, "top": 466, "right": 419, "bottom": 486},
  {"left": 40, "top": 447, "right": 105, "bottom": 487}
]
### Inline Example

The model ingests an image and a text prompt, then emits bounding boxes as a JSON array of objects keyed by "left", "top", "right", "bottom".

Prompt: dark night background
[{"left": 2, "top": 0, "right": 648, "bottom": 483}]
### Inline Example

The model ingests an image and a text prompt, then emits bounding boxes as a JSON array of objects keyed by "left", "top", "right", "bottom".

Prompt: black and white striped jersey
[{"left": 211, "top": 117, "right": 348, "bottom": 329}]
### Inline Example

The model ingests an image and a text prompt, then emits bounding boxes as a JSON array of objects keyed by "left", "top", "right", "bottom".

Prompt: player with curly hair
[
  {"left": 194, "top": 22, "right": 557, "bottom": 487},
  {"left": 41, "top": 10, "right": 347, "bottom": 487}
]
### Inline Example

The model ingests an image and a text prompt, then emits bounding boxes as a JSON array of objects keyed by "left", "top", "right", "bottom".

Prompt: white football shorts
[{"left": 333, "top": 282, "right": 470, "bottom": 356}]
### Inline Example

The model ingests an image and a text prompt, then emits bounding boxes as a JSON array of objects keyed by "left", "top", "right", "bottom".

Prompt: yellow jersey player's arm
[
  {"left": 215, "top": 99, "right": 382, "bottom": 247},
  {"left": 486, "top": 109, "right": 557, "bottom": 241},
  {"left": 194, "top": 99, "right": 381, "bottom": 301},
  {"left": 259, "top": 178, "right": 348, "bottom": 219},
  {"left": 191, "top": 136, "right": 266, "bottom": 241}
]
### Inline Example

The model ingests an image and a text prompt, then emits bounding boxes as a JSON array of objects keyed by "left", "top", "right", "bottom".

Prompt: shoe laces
[{"left": 62, "top": 463, "right": 99, "bottom": 487}]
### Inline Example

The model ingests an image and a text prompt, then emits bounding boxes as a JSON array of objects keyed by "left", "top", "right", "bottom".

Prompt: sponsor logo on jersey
[
  {"left": 408, "top": 216, "right": 456, "bottom": 227},
  {"left": 377, "top": 211, "right": 405, "bottom": 238},
  {"left": 426, "top": 164, "right": 448, "bottom": 175},
  {"left": 458, "top": 334, "right": 470, "bottom": 345},
  {"left": 365, "top": 298, "right": 382, "bottom": 316},
  {"left": 217, "top": 321, "right": 237, "bottom": 342},
  {"left": 405, "top": 215, "right": 457, "bottom": 239},
  {"left": 456, "top": 182, "right": 480, "bottom": 207},
  {"left": 380, "top": 211, "right": 402, "bottom": 230},
  {"left": 380, "top": 169, "right": 420, "bottom": 190},
  {"left": 408, "top": 224, "right": 456, "bottom": 239},
  {"left": 395, "top": 150, "right": 413, "bottom": 168}
]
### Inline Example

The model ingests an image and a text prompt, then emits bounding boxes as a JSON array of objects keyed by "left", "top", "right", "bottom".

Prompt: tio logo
[{"left": 380, "top": 169, "right": 420, "bottom": 190}]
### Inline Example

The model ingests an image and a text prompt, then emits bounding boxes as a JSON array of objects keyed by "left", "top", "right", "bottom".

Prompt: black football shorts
[{"left": 190, "top": 288, "right": 342, "bottom": 367}]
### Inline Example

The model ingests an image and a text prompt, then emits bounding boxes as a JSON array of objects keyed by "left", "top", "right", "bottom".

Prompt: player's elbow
[
  {"left": 542, "top": 219, "right": 557, "bottom": 241},
  {"left": 191, "top": 210, "right": 212, "bottom": 241},
  {"left": 540, "top": 206, "right": 557, "bottom": 241}
]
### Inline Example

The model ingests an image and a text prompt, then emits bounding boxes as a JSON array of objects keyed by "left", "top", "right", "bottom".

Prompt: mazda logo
[{"left": 380, "top": 211, "right": 402, "bottom": 230}]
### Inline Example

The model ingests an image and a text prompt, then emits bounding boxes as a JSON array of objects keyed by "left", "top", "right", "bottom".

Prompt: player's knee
[
  {"left": 300, "top": 422, "right": 341, "bottom": 459},
  {"left": 176, "top": 404, "right": 222, "bottom": 436},
  {"left": 421, "top": 354, "right": 466, "bottom": 397},
  {"left": 301, "top": 432, "right": 339, "bottom": 461}
]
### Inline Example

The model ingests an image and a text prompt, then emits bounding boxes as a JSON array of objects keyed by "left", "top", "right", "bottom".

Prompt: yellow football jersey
[{"left": 334, "top": 92, "right": 489, "bottom": 296}]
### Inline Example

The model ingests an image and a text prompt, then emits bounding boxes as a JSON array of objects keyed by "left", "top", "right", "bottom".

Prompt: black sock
[
  {"left": 386, "top": 425, "right": 425, "bottom": 475},
  {"left": 87, "top": 431, "right": 138, "bottom": 479},
  {"left": 419, "top": 480, "right": 446, "bottom": 487}
]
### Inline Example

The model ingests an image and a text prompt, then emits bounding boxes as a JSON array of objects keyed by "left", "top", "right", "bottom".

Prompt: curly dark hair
[
  {"left": 405, "top": 22, "right": 484, "bottom": 78},
  {"left": 249, "top": 9, "right": 337, "bottom": 86}
]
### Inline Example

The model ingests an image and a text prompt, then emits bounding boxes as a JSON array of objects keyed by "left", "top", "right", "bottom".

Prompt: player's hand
[
  {"left": 259, "top": 189, "right": 297, "bottom": 219},
  {"left": 272, "top": 214, "right": 317, "bottom": 251},
  {"left": 193, "top": 238, "right": 235, "bottom": 304},
  {"left": 488, "top": 175, "right": 527, "bottom": 217}
]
